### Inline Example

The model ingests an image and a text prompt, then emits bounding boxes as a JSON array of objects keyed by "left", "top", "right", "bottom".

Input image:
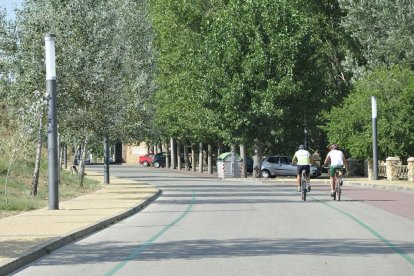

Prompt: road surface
[{"left": 13, "top": 164, "right": 414, "bottom": 275}]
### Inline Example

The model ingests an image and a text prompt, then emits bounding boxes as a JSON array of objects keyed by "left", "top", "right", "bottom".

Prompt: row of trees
[
  {"left": 1, "top": 0, "right": 414, "bottom": 188},
  {"left": 149, "top": 0, "right": 353, "bottom": 170},
  {"left": 149, "top": 0, "right": 414, "bottom": 167}
]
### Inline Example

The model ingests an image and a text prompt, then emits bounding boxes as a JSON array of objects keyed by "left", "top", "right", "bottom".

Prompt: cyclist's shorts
[
  {"left": 297, "top": 165, "right": 310, "bottom": 176},
  {"left": 329, "top": 165, "right": 343, "bottom": 177}
]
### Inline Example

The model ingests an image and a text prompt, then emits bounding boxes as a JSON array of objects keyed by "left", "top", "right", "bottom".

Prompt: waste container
[{"left": 217, "top": 152, "right": 242, "bottom": 178}]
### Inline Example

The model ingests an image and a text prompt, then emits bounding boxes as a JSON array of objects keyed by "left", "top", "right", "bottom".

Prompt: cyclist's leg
[
  {"left": 336, "top": 165, "right": 344, "bottom": 186},
  {"left": 329, "top": 166, "right": 336, "bottom": 196},
  {"left": 332, "top": 166, "right": 344, "bottom": 191},
  {"left": 296, "top": 166, "right": 303, "bottom": 192},
  {"left": 304, "top": 165, "right": 311, "bottom": 191}
]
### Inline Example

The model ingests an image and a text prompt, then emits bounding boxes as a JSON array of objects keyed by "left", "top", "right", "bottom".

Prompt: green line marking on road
[
  {"left": 313, "top": 196, "right": 414, "bottom": 267},
  {"left": 105, "top": 191, "right": 196, "bottom": 276}
]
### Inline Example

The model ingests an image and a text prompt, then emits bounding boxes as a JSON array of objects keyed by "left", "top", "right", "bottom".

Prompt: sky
[{"left": 0, "top": 0, "right": 22, "bottom": 20}]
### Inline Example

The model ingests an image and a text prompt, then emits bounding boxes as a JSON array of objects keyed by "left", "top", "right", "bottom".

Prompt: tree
[
  {"left": 149, "top": 0, "right": 355, "bottom": 161},
  {"left": 4, "top": 0, "right": 155, "bottom": 187},
  {"left": 322, "top": 66, "right": 414, "bottom": 160},
  {"left": 198, "top": 0, "right": 354, "bottom": 155},
  {"left": 339, "top": 0, "right": 414, "bottom": 75}
]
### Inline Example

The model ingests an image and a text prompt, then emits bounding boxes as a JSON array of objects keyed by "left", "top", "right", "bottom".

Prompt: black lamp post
[{"left": 45, "top": 33, "right": 59, "bottom": 209}]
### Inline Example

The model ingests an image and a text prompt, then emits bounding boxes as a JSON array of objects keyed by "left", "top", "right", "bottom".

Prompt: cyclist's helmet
[
  {"left": 330, "top": 144, "right": 339, "bottom": 150},
  {"left": 299, "top": 145, "right": 305, "bottom": 150}
]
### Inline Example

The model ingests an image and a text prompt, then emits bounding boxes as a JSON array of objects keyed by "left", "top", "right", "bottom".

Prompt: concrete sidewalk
[{"left": 0, "top": 170, "right": 161, "bottom": 275}]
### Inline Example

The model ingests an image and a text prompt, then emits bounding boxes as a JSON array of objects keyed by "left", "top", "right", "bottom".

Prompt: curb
[{"left": 0, "top": 189, "right": 162, "bottom": 275}]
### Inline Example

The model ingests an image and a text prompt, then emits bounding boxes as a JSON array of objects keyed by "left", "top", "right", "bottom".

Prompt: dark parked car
[
  {"left": 261, "top": 155, "right": 320, "bottom": 178},
  {"left": 153, "top": 153, "right": 166, "bottom": 168}
]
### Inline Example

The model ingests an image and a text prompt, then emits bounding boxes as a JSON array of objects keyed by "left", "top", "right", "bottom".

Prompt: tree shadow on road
[{"left": 29, "top": 237, "right": 414, "bottom": 266}]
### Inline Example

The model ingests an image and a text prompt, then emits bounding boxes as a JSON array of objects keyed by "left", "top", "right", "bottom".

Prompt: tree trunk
[
  {"left": 79, "top": 136, "right": 89, "bottom": 186},
  {"left": 170, "top": 137, "right": 176, "bottom": 169},
  {"left": 240, "top": 144, "right": 247, "bottom": 178},
  {"left": 184, "top": 143, "right": 190, "bottom": 171},
  {"left": 253, "top": 138, "right": 263, "bottom": 178},
  {"left": 70, "top": 145, "right": 78, "bottom": 173},
  {"left": 198, "top": 142, "right": 203, "bottom": 173},
  {"left": 177, "top": 141, "right": 182, "bottom": 170},
  {"left": 208, "top": 144, "right": 213, "bottom": 174},
  {"left": 165, "top": 141, "right": 170, "bottom": 168},
  {"left": 104, "top": 135, "right": 110, "bottom": 184},
  {"left": 31, "top": 109, "right": 44, "bottom": 196},
  {"left": 63, "top": 143, "right": 68, "bottom": 169},
  {"left": 217, "top": 144, "right": 223, "bottom": 156},
  {"left": 191, "top": 144, "right": 196, "bottom": 172}
]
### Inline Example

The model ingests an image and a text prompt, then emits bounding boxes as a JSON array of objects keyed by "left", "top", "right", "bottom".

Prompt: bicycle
[
  {"left": 332, "top": 168, "right": 344, "bottom": 201},
  {"left": 300, "top": 169, "right": 307, "bottom": 201}
]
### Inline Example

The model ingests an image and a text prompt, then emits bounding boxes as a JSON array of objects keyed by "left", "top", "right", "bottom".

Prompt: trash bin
[{"left": 217, "top": 152, "right": 242, "bottom": 178}]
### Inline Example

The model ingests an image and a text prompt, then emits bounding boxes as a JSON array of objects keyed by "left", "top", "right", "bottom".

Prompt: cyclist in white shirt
[
  {"left": 323, "top": 144, "right": 347, "bottom": 197},
  {"left": 292, "top": 145, "right": 313, "bottom": 192}
]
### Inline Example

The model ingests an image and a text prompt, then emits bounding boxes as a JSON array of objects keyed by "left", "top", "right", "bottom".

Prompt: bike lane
[
  {"left": 306, "top": 183, "right": 414, "bottom": 270},
  {"left": 341, "top": 185, "right": 414, "bottom": 221}
]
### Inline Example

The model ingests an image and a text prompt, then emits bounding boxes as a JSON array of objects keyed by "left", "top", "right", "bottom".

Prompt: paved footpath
[
  {"left": 0, "top": 169, "right": 160, "bottom": 276},
  {"left": 0, "top": 166, "right": 413, "bottom": 275}
]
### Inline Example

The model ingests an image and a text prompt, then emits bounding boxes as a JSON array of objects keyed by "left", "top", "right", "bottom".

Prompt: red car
[{"left": 138, "top": 153, "right": 153, "bottom": 166}]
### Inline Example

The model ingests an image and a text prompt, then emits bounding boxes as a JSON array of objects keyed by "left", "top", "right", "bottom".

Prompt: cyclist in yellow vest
[{"left": 292, "top": 145, "right": 313, "bottom": 192}]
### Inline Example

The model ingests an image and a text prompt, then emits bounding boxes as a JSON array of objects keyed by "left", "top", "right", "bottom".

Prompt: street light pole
[
  {"left": 372, "top": 96, "right": 378, "bottom": 180},
  {"left": 45, "top": 33, "right": 59, "bottom": 209}
]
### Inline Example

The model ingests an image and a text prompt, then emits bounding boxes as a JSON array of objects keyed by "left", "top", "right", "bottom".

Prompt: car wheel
[
  {"left": 261, "top": 169, "right": 271, "bottom": 178},
  {"left": 142, "top": 161, "right": 149, "bottom": 166},
  {"left": 153, "top": 161, "right": 160, "bottom": 168}
]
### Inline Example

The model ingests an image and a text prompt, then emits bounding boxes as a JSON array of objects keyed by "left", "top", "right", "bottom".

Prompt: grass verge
[{"left": 0, "top": 157, "right": 101, "bottom": 219}]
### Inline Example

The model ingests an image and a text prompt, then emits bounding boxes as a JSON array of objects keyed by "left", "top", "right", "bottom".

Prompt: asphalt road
[{"left": 13, "top": 164, "right": 414, "bottom": 276}]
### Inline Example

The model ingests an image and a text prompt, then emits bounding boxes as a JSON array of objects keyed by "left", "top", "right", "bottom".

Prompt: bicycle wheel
[
  {"left": 301, "top": 171, "right": 307, "bottom": 201},
  {"left": 335, "top": 178, "right": 341, "bottom": 201},
  {"left": 301, "top": 179, "right": 306, "bottom": 201}
]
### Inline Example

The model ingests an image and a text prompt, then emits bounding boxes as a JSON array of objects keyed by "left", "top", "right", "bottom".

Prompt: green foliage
[
  {"left": 322, "top": 66, "right": 414, "bottom": 159},
  {"left": 2, "top": 0, "right": 155, "bottom": 152},
  {"left": 149, "top": 0, "right": 354, "bottom": 154},
  {"left": 339, "top": 0, "right": 414, "bottom": 74}
]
